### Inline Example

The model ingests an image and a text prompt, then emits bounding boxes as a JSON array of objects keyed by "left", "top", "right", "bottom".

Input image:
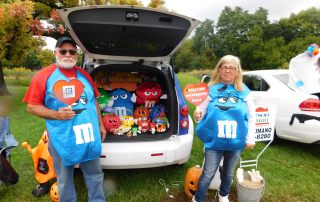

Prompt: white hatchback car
[
  {"left": 59, "top": 6, "right": 200, "bottom": 168},
  {"left": 243, "top": 69, "right": 320, "bottom": 144}
]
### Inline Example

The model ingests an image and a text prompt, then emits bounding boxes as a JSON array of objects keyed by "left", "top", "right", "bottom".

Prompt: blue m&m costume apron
[
  {"left": 196, "top": 83, "right": 250, "bottom": 151},
  {"left": 45, "top": 67, "right": 101, "bottom": 166}
]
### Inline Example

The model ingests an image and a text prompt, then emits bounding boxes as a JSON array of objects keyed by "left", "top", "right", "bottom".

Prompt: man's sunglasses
[{"left": 58, "top": 49, "right": 77, "bottom": 56}]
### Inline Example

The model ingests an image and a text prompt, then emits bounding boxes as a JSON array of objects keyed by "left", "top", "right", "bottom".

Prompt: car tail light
[
  {"left": 151, "top": 153, "right": 163, "bottom": 157},
  {"left": 299, "top": 98, "right": 320, "bottom": 111},
  {"left": 180, "top": 118, "right": 189, "bottom": 129},
  {"left": 181, "top": 105, "right": 189, "bottom": 116}
]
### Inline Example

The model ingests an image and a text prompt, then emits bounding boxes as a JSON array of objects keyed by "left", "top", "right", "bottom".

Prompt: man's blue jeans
[
  {"left": 194, "top": 149, "right": 242, "bottom": 202},
  {"left": 49, "top": 142, "right": 106, "bottom": 202}
]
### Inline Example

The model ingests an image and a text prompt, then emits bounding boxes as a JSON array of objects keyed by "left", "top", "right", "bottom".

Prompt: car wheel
[
  {"left": 263, "top": 129, "right": 279, "bottom": 145},
  {"left": 271, "top": 129, "right": 279, "bottom": 144}
]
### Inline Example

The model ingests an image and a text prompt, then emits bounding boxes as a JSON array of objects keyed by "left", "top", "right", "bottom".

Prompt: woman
[{"left": 192, "top": 55, "right": 255, "bottom": 202}]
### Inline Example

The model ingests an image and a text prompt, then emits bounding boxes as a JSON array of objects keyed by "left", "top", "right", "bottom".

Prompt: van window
[{"left": 243, "top": 75, "right": 270, "bottom": 91}]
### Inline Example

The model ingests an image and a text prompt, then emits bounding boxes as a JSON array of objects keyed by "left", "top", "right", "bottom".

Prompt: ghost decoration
[{"left": 288, "top": 44, "right": 320, "bottom": 94}]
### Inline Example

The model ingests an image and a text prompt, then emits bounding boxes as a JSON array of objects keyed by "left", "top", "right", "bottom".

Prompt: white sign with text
[{"left": 254, "top": 106, "right": 276, "bottom": 142}]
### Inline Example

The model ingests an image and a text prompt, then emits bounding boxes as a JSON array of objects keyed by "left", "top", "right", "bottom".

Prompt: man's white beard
[{"left": 56, "top": 58, "right": 77, "bottom": 69}]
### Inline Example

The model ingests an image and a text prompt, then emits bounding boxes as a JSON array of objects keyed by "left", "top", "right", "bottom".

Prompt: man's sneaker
[
  {"left": 218, "top": 193, "right": 229, "bottom": 202},
  {"left": 31, "top": 181, "right": 50, "bottom": 197},
  {"left": 191, "top": 196, "right": 197, "bottom": 202}
]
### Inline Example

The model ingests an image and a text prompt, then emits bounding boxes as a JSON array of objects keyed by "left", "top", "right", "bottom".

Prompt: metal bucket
[{"left": 237, "top": 171, "right": 264, "bottom": 202}]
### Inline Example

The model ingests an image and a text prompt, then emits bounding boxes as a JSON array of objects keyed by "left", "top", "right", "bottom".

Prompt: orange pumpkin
[
  {"left": 50, "top": 182, "right": 59, "bottom": 202},
  {"left": 134, "top": 106, "right": 150, "bottom": 119},
  {"left": 185, "top": 165, "right": 202, "bottom": 198}
]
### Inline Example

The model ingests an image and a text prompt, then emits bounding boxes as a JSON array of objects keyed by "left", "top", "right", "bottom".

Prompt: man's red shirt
[{"left": 23, "top": 64, "right": 99, "bottom": 105}]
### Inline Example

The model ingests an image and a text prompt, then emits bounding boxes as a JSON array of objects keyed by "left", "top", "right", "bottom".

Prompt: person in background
[
  {"left": 192, "top": 55, "right": 255, "bottom": 202},
  {"left": 23, "top": 36, "right": 107, "bottom": 202},
  {"left": 0, "top": 95, "right": 19, "bottom": 186},
  {"left": 0, "top": 96, "right": 12, "bottom": 158}
]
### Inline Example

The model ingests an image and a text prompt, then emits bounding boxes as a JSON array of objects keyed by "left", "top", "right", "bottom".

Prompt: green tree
[
  {"left": 39, "top": 49, "right": 55, "bottom": 67},
  {"left": 262, "top": 7, "right": 320, "bottom": 67},
  {"left": 285, "top": 36, "right": 320, "bottom": 59},
  {"left": 31, "top": 0, "right": 143, "bottom": 38},
  {"left": 22, "top": 49, "right": 55, "bottom": 69},
  {"left": 175, "top": 6, "right": 320, "bottom": 71},
  {"left": 213, "top": 6, "right": 269, "bottom": 58},
  {"left": 22, "top": 51, "right": 42, "bottom": 69},
  {"left": 0, "top": 0, "right": 42, "bottom": 95},
  {"left": 193, "top": 19, "right": 215, "bottom": 54},
  {"left": 109, "top": 0, "right": 142, "bottom": 6},
  {"left": 276, "top": 8, "right": 320, "bottom": 44},
  {"left": 173, "top": 39, "right": 195, "bottom": 71},
  {"left": 240, "top": 26, "right": 287, "bottom": 69},
  {"left": 192, "top": 19, "right": 217, "bottom": 69},
  {"left": 148, "top": 0, "right": 165, "bottom": 9}
]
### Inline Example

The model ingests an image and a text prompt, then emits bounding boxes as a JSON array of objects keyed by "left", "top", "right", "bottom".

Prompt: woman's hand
[
  {"left": 193, "top": 108, "right": 203, "bottom": 122},
  {"left": 245, "top": 143, "right": 255, "bottom": 150}
]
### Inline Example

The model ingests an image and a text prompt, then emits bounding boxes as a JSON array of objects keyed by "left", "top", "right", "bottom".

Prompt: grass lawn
[{"left": 0, "top": 71, "right": 319, "bottom": 202}]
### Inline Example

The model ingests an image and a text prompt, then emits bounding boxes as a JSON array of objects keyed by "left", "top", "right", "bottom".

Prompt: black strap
[{"left": 0, "top": 155, "right": 19, "bottom": 185}]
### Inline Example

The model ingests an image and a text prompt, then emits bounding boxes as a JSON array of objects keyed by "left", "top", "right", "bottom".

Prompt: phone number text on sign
[{"left": 255, "top": 127, "right": 272, "bottom": 140}]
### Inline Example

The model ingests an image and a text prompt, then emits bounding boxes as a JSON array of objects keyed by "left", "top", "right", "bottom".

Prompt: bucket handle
[{"left": 237, "top": 181, "right": 265, "bottom": 201}]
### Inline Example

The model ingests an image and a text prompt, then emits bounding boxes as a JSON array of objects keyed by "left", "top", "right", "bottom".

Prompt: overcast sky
[{"left": 141, "top": 0, "right": 320, "bottom": 22}]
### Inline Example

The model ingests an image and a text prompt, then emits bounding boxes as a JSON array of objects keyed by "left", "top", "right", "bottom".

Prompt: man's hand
[
  {"left": 56, "top": 106, "right": 75, "bottom": 120},
  {"left": 100, "top": 124, "right": 107, "bottom": 142},
  {"left": 27, "top": 104, "right": 74, "bottom": 120}
]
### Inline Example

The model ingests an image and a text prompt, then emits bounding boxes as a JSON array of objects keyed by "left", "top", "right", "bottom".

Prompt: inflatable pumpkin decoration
[
  {"left": 50, "top": 181, "right": 59, "bottom": 202},
  {"left": 185, "top": 165, "right": 202, "bottom": 198},
  {"left": 133, "top": 106, "right": 150, "bottom": 120},
  {"left": 21, "top": 130, "right": 56, "bottom": 183}
]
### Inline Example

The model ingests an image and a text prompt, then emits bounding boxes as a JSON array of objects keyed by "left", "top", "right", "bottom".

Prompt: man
[{"left": 23, "top": 36, "right": 107, "bottom": 202}]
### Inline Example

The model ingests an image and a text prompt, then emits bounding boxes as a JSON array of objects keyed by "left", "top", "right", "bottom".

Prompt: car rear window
[
  {"left": 243, "top": 75, "right": 270, "bottom": 91},
  {"left": 273, "top": 73, "right": 289, "bottom": 85}
]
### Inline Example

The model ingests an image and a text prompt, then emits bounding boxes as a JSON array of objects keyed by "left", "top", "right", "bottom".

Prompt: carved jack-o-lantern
[
  {"left": 185, "top": 165, "right": 202, "bottom": 198},
  {"left": 102, "top": 114, "right": 122, "bottom": 133},
  {"left": 134, "top": 106, "right": 150, "bottom": 120},
  {"left": 50, "top": 182, "right": 59, "bottom": 202}
]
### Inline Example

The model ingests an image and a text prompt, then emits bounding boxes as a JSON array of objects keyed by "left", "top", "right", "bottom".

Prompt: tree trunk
[{"left": 0, "top": 62, "right": 11, "bottom": 96}]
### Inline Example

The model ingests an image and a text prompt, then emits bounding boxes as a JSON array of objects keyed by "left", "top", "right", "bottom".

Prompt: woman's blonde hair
[{"left": 209, "top": 55, "right": 243, "bottom": 91}]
